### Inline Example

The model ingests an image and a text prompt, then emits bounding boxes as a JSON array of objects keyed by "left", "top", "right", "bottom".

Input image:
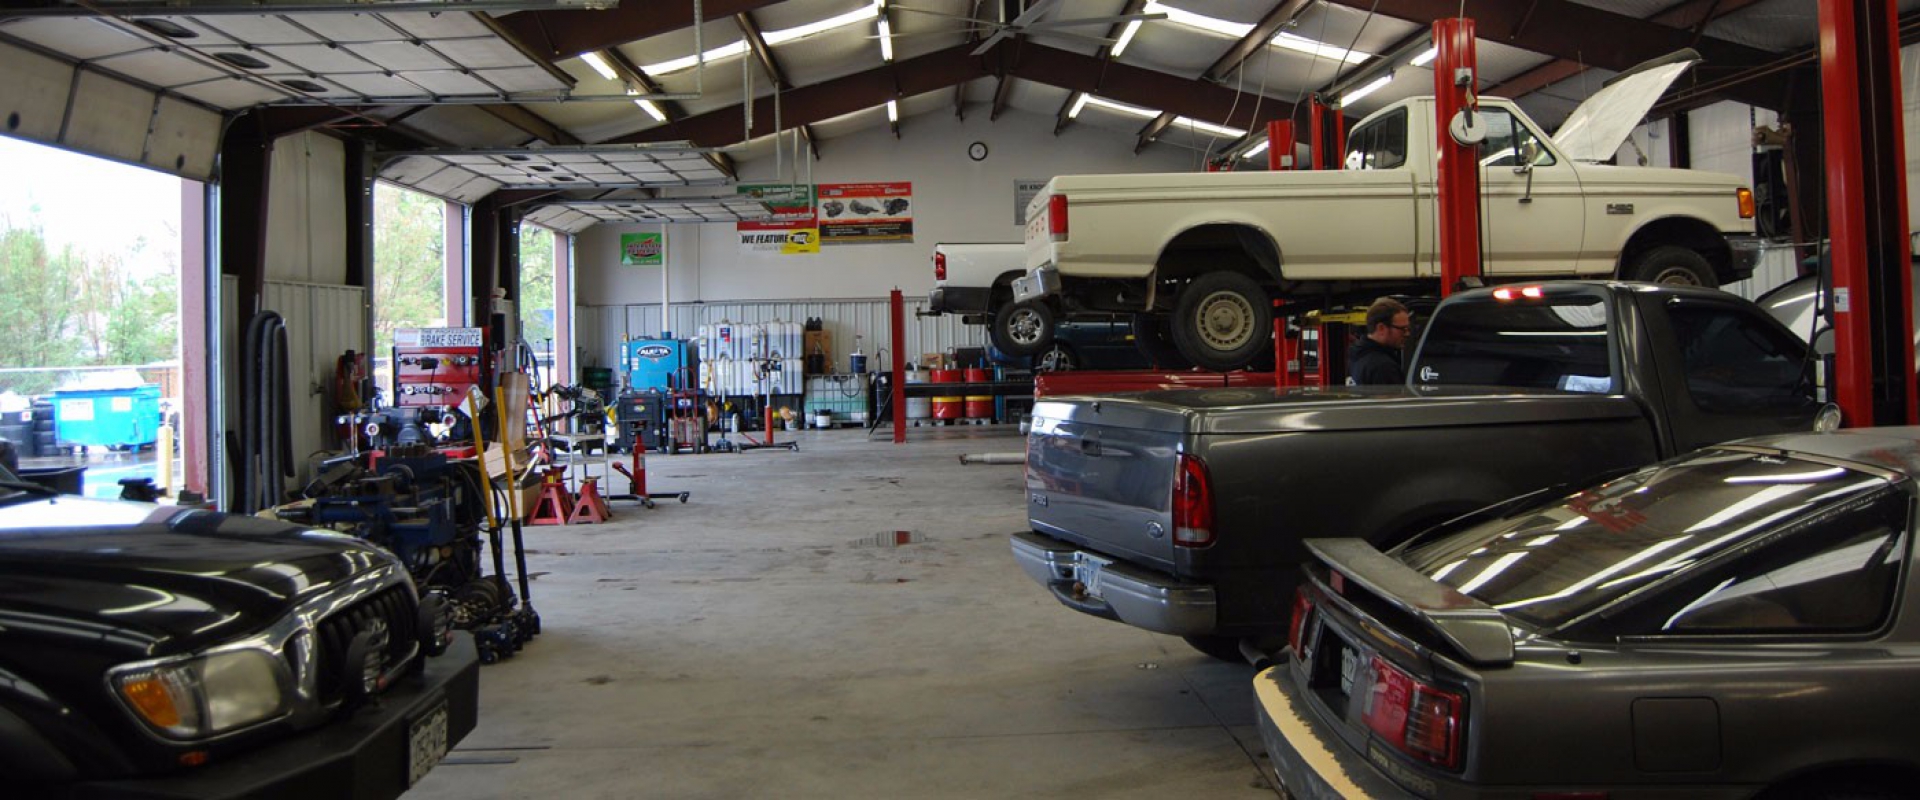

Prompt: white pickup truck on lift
[{"left": 1011, "top": 51, "right": 1766, "bottom": 371}]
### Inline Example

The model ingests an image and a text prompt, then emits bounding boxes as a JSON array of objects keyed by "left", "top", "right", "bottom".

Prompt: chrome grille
[{"left": 315, "top": 584, "right": 418, "bottom": 704}]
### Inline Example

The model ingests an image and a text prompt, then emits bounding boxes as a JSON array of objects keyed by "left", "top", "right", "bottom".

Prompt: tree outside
[
  {"left": 0, "top": 224, "right": 178, "bottom": 396},
  {"left": 518, "top": 225, "right": 556, "bottom": 356},
  {"left": 371, "top": 182, "right": 447, "bottom": 395}
]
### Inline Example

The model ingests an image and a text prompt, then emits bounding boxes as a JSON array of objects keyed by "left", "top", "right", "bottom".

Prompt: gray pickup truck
[{"left": 1012, "top": 281, "right": 1824, "bottom": 661}]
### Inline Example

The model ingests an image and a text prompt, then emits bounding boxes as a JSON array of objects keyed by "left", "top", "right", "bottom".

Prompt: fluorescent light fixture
[
  {"left": 1176, "top": 117, "right": 1245, "bottom": 138},
  {"left": 1340, "top": 73, "right": 1394, "bottom": 106},
  {"left": 1111, "top": 19, "right": 1143, "bottom": 56},
  {"left": 1082, "top": 94, "right": 1160, "bottom": 119},
  {"left": 1410, "top": 47, "right": 1438, "bottom": 67},
  {"left": 1271, "top": 31, "right": 1370, "bottom": 65},
  {"left": 579, "top": 51, "right": 618, "bottom": 81},
  {"left": 645, "top": 1, "right": 880, "bottom": 74},
  {"left": 1241, "top": 140, "right": 1270, "bottom": 159},
  {"left": 765, "top": 1, "right": 881, "bottom": 45},
  {"left": 1068, "top": 93, "right": 1090, "bottom": 118},
  {"left": 1145, "top": 0, "right": 1250, "bottom": 37},
  {"left": 633, "top": 97, "right": 669, "bottom": 122},
  {"left": 886, "top": 99, "right": 898, "bottom": 122},
  {"left": 878, "top": 16, "right": 894, "bottom": 62}
]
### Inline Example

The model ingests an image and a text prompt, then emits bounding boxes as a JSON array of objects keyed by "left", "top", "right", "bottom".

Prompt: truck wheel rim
[
  {"left": 1194, "top": 291, "right": 1254, "bottom": 349},
  {"left": 1648, "top": 265, "right": 1705, "bottom": 285},
  {"left": 1009, "top": 308, "right": 1044, "bottom": 345}
]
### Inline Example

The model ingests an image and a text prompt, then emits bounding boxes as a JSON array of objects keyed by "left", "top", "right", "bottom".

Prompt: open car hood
[{"left": 1550, "top": 49, "right": 1699, "bottom": 163}]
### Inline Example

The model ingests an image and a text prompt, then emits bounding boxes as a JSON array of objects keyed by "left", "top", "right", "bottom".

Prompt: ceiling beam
[
  {"left": 1204, "top": 0, "right": 1313, "bottom": 81},
  {"left": 734, "top": 11, "right": 822, "bottom": 159},
  {"left": 1054, "top": 0, "right": 1144, "bottom": 137},
  {"left": 598, "top": 49, "right": 737, "bottom": 179},
  {"left": 1483, "top": 0, "right": 1769, "bottom": 101},
  {"left": 495, "top": 0, "right": 784, "bottom": 62},
  {"left": 990, "top": 74, "right": 1016, "bottom": 121},
  {"left": 1007, "top": 45, "right": 1290, "bottom": 132},
  {"left": 1135, "top": 113, "right": 1174, "bottom": 153},
  {"left": 1318, "top": 0, "right": 1794, "bottom": 109}
]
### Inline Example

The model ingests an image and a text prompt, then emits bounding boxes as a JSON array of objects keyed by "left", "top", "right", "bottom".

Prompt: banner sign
[
  {"left": 817, "top": 182, "right": 913, "bottom": 245},
  {"left": 620, "top": 232, "right": 665, "bottom": 266},
  {"left": 737, "top": 183, "right": 819, "bottom": 254},
  {"left": 1015, "top": 179, "right": 1048, "bottom": 226}
]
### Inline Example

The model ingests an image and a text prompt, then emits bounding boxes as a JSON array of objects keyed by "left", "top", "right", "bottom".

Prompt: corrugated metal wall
[{"left": 576, "top": 296, "right": 987, "bottom": 378}]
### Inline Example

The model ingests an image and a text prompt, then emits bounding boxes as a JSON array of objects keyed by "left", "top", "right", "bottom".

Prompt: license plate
[
  {"left": 407, "top": 700, "right": 450, "bottom": 787},
  {"left": 1074, "top": 554, "right": 1112, "bottom": 598}
]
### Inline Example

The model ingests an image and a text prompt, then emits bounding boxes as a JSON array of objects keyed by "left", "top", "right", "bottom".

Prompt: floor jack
[
  {"left": 716, "top": 366, "right": 799, "bottom": 454},
  {"left": 609, "top": 447, "right": 690, "bottom": 508}
]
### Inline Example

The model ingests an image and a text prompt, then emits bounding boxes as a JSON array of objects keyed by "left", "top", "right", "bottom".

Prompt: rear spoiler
[{"left": 1305, "top": 538, "right": 1515, "bottom": 667}]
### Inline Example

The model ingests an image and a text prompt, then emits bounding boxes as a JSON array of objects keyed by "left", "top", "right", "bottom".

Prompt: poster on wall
[
  {"left": 817, "top": 182, "right": 913, "bottom": 245},
  {"left": 1014, "top": 179, "right": 1048, "bottom": 226},
  {"left": 737, "top": 183, "right": 819, "bottom": 254},
  {"left": 620, "top": 232, "right": 665, "bottom": 266}
]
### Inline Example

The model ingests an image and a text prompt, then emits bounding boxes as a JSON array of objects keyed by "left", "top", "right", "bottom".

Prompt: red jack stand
[
  {"left": 567, "top": 477, "right": 610, "bottom": 524},
  {"left": 610, "top": 448, "right": 690, "bottom": 509},
  {"left": 529, "top": 469, "right": 575, "bottom": 526}
]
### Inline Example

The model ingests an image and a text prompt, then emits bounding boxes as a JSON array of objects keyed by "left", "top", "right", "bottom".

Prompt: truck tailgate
[{"left": 1026, "top": 399, "right": 1188, "bottom": 570}]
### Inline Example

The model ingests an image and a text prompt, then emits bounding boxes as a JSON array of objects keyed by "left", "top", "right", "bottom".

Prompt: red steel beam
[
  {"left": 1433, "top": 18, "right": 1481, "bottom": 297},
  {"left": 1820, "top": 0, "right": 1915, "bottom": 426},
  {"left": 496, "top": 0, "right": 785, "bottom": 61}
]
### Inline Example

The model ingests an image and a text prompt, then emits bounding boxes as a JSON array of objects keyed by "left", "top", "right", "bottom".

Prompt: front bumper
[
  {"left": 1009, "top": 531, "right": 1215, "bottom": 636},
  {"left": 1254, "top": 662, "right": 1420, "bottom": 800},
  {"left": 1725, "top": 234, "right": 1766, "bottom": 281},
  {"left": 1011, "top": 265, "right": 1061, "bottom": 304},
  {"left": 71, "top": 634, "right": 483, "bottom": 800}
]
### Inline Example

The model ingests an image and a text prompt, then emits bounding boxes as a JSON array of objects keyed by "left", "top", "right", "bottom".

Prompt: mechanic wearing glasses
[{"left": 1347, "top": 296, "right": 1412, "bottom": 386}]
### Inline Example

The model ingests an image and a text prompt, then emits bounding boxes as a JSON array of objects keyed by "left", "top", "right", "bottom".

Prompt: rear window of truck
[{"left": 1409, "top": 294, "right": 1615, "bottom": 391}]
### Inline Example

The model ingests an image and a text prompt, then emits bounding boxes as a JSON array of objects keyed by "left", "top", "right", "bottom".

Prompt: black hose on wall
[{"left": 236, "top": 311, "right": 292, "bottom": 515}]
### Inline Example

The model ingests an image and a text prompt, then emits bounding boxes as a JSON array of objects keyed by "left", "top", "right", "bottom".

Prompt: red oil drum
[
  {"left": 963, "top": 367, "right": 992, "bottom": 421},
  {"left": 931, "top": 369, "right": 962, "bottom": 420}
]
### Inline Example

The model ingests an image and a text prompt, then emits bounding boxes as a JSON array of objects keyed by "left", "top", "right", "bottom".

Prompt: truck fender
[
  {"left": 1154, "top": 223, "right": 1284, "bottom": 284},
  {"left": 1619, "top": 216, "right": 1728, "bottom": 281},
  {"left": 0, "top": 698, "right": 80, "bottom": 784},
  {"left": 1359, "top": 471, "right": 1516, "bottom": 549}
]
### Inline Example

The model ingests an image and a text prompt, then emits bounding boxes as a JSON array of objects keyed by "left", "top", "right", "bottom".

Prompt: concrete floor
[{"left": 404, "top": 425, "right": 1280, "bottom": 800}]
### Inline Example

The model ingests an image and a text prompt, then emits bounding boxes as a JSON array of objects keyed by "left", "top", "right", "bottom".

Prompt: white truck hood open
[{"left": 1550, "top": 50, "right": 1699, "bottom": 163}]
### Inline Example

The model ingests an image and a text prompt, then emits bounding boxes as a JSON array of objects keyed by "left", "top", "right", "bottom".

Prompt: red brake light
[
  {"left": 1492, "top": 286, "right": 1543, "bottom": 301},
  {"left": 934, "top": 251, "right": 947, "bottom": 281},
  {"left": 1048, "top": 194, "right": 1069, "bottom": 243},
  {"left": 1364, "top": 656, "right": 1465, "bottom": 771},
  {"left": 1171, "top": 454, "right": 1214, "bottom": 547},
  {"left": 1288, "top": 587, "right": 1314, "bottom": 653}
]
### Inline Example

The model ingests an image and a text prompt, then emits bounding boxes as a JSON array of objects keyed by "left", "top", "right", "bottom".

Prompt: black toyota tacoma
[{"left": 0, "top": 465, "right": 480, "bottom": 799}]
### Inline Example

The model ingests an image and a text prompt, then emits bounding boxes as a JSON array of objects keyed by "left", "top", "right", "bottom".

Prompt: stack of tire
[{"left": 0, "top": 402, "right": 60, "bottom": 457}]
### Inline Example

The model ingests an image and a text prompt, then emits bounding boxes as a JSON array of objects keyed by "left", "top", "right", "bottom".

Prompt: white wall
[
  {"left": 265, "top": 131, "right": 348, "bottom": 284},
  {"left": 574, "top": 109, "right": 1201, "bottom": 305}
]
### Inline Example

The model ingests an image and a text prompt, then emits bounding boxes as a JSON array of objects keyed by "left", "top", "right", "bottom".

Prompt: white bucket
[{"left": 815, "top": 411, "right": 833, "bottom": 428}]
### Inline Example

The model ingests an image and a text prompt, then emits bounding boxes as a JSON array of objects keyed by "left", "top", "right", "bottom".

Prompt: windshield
[
  {"left": 1408, "top": 293, "right": 1615, "bottom": 391},
  {"left": 1397, "top": 448, "right": 1892, "bottom": 629}
]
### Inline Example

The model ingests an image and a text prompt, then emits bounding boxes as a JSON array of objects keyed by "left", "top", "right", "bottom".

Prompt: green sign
[{"left": 621, "top": 232, "right": 665, "bottom": 266}]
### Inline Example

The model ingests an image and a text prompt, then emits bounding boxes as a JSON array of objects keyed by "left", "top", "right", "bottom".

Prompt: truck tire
[
  {"left": 1170, "top": 271, "right": 1272, "bottom": 371},
  {"left": 991, "top": 301, "right": 1054, "bottom": 357},
  {"left": 1130, "top": 314, "right": 1191, "bottom": 369},
  {"left": 1181, "top": 635, "right": 1247, "bottom": 663},
  {"left": 1624, "top": 246, "right": 1717, "bottom": 288}
]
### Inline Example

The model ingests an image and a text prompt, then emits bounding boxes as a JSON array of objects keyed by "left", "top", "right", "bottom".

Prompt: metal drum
[
  {"left": 963, "top": 367, "right": 992, "bottom": 421},
  {"left": 931, "top": 369, "right": 962, "bottom": 421},
  {"left": 905, "top": 367, "right": 932, "bottom": 421}
]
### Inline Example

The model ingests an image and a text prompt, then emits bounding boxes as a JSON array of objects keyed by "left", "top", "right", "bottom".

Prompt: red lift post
[
  {"left": 1433, "top": 18, "right": 1482, "bottom": 297},
  {"left": 1819, "top": 0, "right": 1916, "bottom": 426},
  {"left": 1267, "top": 121, "right": 1296, "bottom": 171},
  {"left": 890, "top": 289, "right": 907, "bottom": 444},
  {"left": 1309, "top": 98, "right": 1345, "bottom": 170}
]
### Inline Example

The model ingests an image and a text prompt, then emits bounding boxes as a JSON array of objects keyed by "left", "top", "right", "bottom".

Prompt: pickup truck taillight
[
  {"left": 1171, "top": 454, "right": 1214, "bottom": 547},
  {"left": 1736, "top": 187, "right": 1755, "bottom": 219},
  {"left": 1364, "top": 656, "right": 1465, "bottom": 771},
  {"left": 1048, "top": 194, "right": 1069, "bottom": 243},
  {"left": 934, "top": 252, "right": 947, "bottom": 281},
  {"left": 1287, "top": 587, "right": 1314, "bottom": 653}
]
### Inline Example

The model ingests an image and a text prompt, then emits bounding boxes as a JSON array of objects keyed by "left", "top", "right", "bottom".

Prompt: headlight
[{"left": 113, "top": 649, "right": 289, "bottom": 739}]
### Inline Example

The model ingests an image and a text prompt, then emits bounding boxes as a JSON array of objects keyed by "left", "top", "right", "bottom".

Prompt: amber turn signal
[{"left": 1737, "top": 187, "right": 1756, "bottom": 219}]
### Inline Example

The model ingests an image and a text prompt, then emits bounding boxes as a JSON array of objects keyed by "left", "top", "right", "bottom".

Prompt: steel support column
[
  {"left": 1434, "top": 18, "right": 1482, "bottom": 296},
  {"left": 1309, "top": 98, "right": 1344, "bottom": 169},
  {"left": 218, "top": 121, "right": 272, "bottom": 321},
  {"left": 891, "top": 289, "right": 906, "bottom": 444},
  {"left": 1821, "top": 0, "right": 1915, "bottom": 426},
  {"left": 1267, "top": 121, "right": 1296, "bottom": 171}
]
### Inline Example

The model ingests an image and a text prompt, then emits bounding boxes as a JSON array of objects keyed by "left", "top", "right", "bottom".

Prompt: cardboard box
[{"left": 921, "top": 353, "right": 948, "bottom": 369}]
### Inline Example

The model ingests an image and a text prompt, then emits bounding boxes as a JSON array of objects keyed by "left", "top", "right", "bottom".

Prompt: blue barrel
[{"left": 53, "top": 384, "right": 161, "bottom": 448}]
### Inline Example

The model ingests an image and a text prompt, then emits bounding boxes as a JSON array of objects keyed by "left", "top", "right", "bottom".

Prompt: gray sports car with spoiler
[{"left": 1259, "top": 427, "right": 1920, "bottom": 799}]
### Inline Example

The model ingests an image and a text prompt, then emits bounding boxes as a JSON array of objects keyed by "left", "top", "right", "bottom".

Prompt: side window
[
  {"left": 1663, "top": 303, "right": 1812, "bottom": 413},
  {"left": 1627, "top": 489, "right": 1909, "bottom": 635},
  {"left": 1344, "top": 108, "right": 1407, "bottom": 171},
  {"left": 1478, "top": 108, "right": 1556, "bottom": 168}
]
